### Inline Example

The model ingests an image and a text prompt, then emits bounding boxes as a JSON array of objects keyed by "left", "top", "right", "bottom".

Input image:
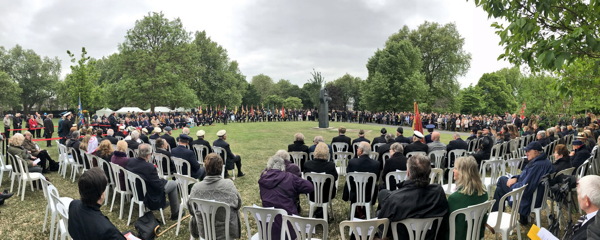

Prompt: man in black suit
[
  {"left": 125, "top": 130, "right": 140, "bottom": 150},
  {"left": 567, "top": 175, "right": 600, "bottom": 240},
  {"left": 352, "top": 129, "right": 370, "bottom": 144},
  {"left": 43, "top": 114, "right": 54, "bottom": 147},
  {"left": 213, "top": 130, "right": 244, "bottom": 177},
  {"left": 126, "top": 143, "right": 180, "bottom": 220},
  {"left": 377, "top": 133, "right": 395, "bottom": 163},
  {"left": 155, "top": 138, "right": 176, "bottom": 176},
  {"left": 140, "top": 128, "right": 150, "bottom": 144},
  {"left": 103, "top": 129, "right": 118, "bottom": 144},
  {"left": 191, "top": 130, "right": 213, "bottom": 157},
  {"left": 404, "top": 131, "right": 429, "bottom": 155},
  {"left": 446, "top": 133, "right": 468, "bottom": 152},
  {"left": 149, "top": 127, "right": 161, "bottom": 140},
  {"left": 372, "top": 128, "right": 387, "bottom": 145},
  {"left": 343, "top": 141, "right": 380, "bottom": 219},
  {"left": 570, "top": 140, "right": 591, "bottom": 168},
  {"left": 331, "top": 126, "right": 352, "bottom": 152},
  {"left": 161, "top": 126, "right": 177, "bottom": 150},
  {"left": 172, "top": 134, "right": 205, "bottom": 179},
  {"left": 394, "top": 127, "right": 411, "bottom": 144}
]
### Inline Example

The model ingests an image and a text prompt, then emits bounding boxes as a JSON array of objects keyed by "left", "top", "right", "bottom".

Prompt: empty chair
[
  {"left": 447, "top": 149, "right": 467, "bottom": 169},
  {"left": 57, "top": 143, "right": 74, "bottom": 178},
  {"left": 372, "top": 143, "right": 385, "bottom": 152},
  {"left": 126, "top": 171, "right": 166, "bottom": 225},
  {"left": 0, "top": 154, "right": 12, "bottom": 188},
  {"left": 282, "top": 215, "right": 328, "bottom": 240},
  {"left": 173, "top": 173, "right": 199, "bottom": 236},
  {"left": 449, "top": 200, "right": 495, "bottom": 240},
  {"left": 172, "top": 157, "right": 192, "bottom": 177},
  {"left": 505, "top": 158, "right": 523, "bottom": 176},
  {"left": 289, "top": 151, "right": 308, "bottom": 172},
  {"left": 340, "top": 218, "right": 389, "bottom": 240},
  {"left": 392, "top": 217, "right": 443, "bottom": 240},
  {"left": 428, "top": 150, "right": 447, "bottom": 169},
  {"left": 189, "top": 198, "right": 232, "bottom": 240},
  {"left": 486, "top": 185, "right": 527, "bottom": 240},
  {"left": 333, "top": 152, "right": 352, "bottom": 176},
  {"left": 332, "top": 142, "right": 349, "bottom": 153},
  {"left": 346, "top": 172, "right": 377, "bottom": 219},
  {"left": 41, "top": 178, "right": 71, "bottom": 240},
  {"left": 109, "top": 163, "right": 131, "bottom": 219},
  {"left": 429, "top": 168, "right": 444, "bottom": 185},
  {"left": 192, "top": 144, "right": 210, "bottom": 167},
  {"left": 305, "top": 173, "right": 336, "bottom": 220},
  {"left": 241, "top": 206, "right": 287, "bottom": 240},
  {"left": 385, "top": 171, "right": 408, "bottom": 190},
  {"left": 480, "top": 159, "right": 505, "bottom": 193}
]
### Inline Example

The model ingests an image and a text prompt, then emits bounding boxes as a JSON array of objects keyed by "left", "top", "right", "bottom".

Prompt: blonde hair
[
  {"left": 314, "top": 142, "right": 329, "bottom": 160},
  {"left": 9, "top": 133, "right": 25, "bottom": 146},
  {"left": 455, "top": 156, "right": 486, "bottom": 196},
  {"left": 97, "top": 140, "right": 114, "bottom": 157},
  {"left": 80, "top": 135, "right": 91, "bottom": 151},
  {"left": 116, "top": 140, "right": 128, "bottom": 152}
]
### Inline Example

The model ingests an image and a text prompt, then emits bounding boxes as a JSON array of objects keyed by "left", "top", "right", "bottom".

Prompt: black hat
[
  {"left": 524, "top": 141, "right": 543, "bottom": 151},
  {"left": 396, "top": 127, "right": 403, "bottom": 134},
  {"left": 425, "top": 124, "right": 435, "bottom": 129},
  {"left": 572, "top": 140, "right": 584, "bottom": 146},
  {"left": 380, "top": 128, "right": 387, "bottom": 134},
  {"left": 178, "top": 134, "right": 192, "bottom": 142}
]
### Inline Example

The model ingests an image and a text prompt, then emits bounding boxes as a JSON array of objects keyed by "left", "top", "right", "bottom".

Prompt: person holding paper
[{"left": 7, "top": 133, "right": 42, "bottom": 173}]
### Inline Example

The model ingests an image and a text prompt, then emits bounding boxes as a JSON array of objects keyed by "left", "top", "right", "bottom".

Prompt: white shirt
[{"left": 583, "top": 210, "right": 598, "bottom": 226}]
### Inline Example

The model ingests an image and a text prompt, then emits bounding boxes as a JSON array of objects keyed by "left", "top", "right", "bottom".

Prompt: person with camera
[{"left": 491, "top": 141, "right": 554, "bottom": 225}]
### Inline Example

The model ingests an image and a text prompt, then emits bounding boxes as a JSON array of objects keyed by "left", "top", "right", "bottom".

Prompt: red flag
[
  {"left": 413, "top": 102, "right": 423, "bottom": 139},
  {"left": 281, "top": 106, "right": 285, "bottom": 118},
  {"left": 520, "top": 102, "right": 526, "bottom": 119},
  {"left": 251, "top": 105, "right": 255, "bottom": 116}
]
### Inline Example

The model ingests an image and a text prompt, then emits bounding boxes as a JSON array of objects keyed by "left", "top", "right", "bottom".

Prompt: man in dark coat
[
  {"left": 191, "top": 130, "right": 213, "bottom": 161},
  {"left": 372, "top": 128, "right": 387, "bottom": 145},
  {"left": 160, "top": 126, "right": 177, "bottom": 150},
  {"left": 570, "top": 140, "right": 591, "bottom": 168},
  {"left": 331, "top": 126, "right": 352, "bottom": 152},
  {"left": 171, "top": 134, "right": 205, "bottom": 180},
  {"left": 108, "top": 113, "right": 118, "bottom": 132},
  {"left": 404, "top": 131, "right": 429, "bottom": 155},
  {"left": 377, "top": 134, "right": 395, "bottom": 164},
  {"left": 68, "top": 168, "right": 125, "bottom": 240},
  {"left": 581, "top": 176, "right": 600, "bottom": 240},
  {"left": 139, "top": 128, "right": 150, "bottom": 144},
  {"left": 126, "top": 144, "right": 180, "bottom": 220},
  {"left": 59, "top": 113, "right": 73, "bottom": 144},
  {"left": 446, "top": 133, "right": 468, "bottom": 152},
  {"left": 213, "top": 130, "right": 244, "bottom": 177},
  {"left": 377, "top": 154, "right": 449, "bottom": 239},
  {"left": 343, "top": 141, "right": 380, "bottom": 219},
  {"left": 43, "top": 114, "right": 54, "bottom": 147},
  {"left": 149, "top": 127, "right": 161, "bottom": 140},
  {"left": 103, "top": 129, "right": 118, "bottom": 145},
  {"left": 394, "top": 127, "right": 411, "bottom": 144},
  {"left": 125, "top": 130, "right": 140, "bottom": 150},
  {"left": 352, "top": 129, "right": 371, "bottom": 144},
  {"left": 288, "top": 133, "right": 310, "bottom": 167},
  {"left": 380, "top": 143, "right": 408, "bottom": 191}
]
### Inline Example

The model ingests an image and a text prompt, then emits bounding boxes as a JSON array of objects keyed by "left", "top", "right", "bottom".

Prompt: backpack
[{"left": 134, "top": 211, "right": 160, "bottom": 240}]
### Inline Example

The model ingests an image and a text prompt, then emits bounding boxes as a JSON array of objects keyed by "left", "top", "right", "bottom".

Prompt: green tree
[
  {"left": 272, "top": 79, "right": 302, "bottom": 99},
  {"left": 242, "top": 84, "right": 261, "bottom": 106},
  {"left": 558, "top": 57, "right": 600, "bottom": 113},
  {"left": 302, "top": 69, "right": 326, "bottom": 109},
  {"left": 329, "top": 73, "right": 362, "bottom": 110},
  {"left": 476, "top": 72, "right": 517, "bottom": 115},
  {"left": 458, "top": 85, "right": 484, "bottom": 114},
  {"left": 0, "top": 71, "right": 22, "bottom": 111},
  {"left": 324, "top": 82, "right": 344, "bottom": 110},
  {"left": 62, "top": 48, "right": 105, "bottom": 111},
  {"left": 362, "top": 40, "right": 427, "bottom": 111},
  {"left": 264, "top": 95, "right": 284, "bottom": 107},
  {"left": 188, "top": 31, "right": 246, "bottom": 107},
  {"left": 95, "top": 53, "right": 126, "bottom": 109},
  {"left": 283, "top": 97, "right": 303, "bottom": 109},
  {"left": 387, "top": 22, "right": 471, "bottom": 112},
  {"left": 119, "top": 12, "right": 197, "bottom": 111},
  {"left": 251, "top": 74, "right": 274, "bottom": 101},
  {"left": 0, "top": 45, "right": 60, "bottom": 112},
  {"left": 470, "top": 0, "right": 600, "bottom": 70},
  {"left": 516, "top": 73, "right": 563, "bottom": 115}
]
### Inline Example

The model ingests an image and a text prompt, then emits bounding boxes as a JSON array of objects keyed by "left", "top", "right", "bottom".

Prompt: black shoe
[
  {"left": 224, "top": 172, "right": 230, "bottom": 178},
  {"left": 171, "top": 210, "right": 184, "bottom": 220},
  {"left": 42, "top": 169, "right": 50, "bottom": 174},
  {"left": 518, "top": 215, "right": 529, "bottom": 225},
  {"left": 0, "top": 192, "right": 13, "bottom": 200},
  {"left": 237, "top": 172, "right": 245, "bottom": 177}
]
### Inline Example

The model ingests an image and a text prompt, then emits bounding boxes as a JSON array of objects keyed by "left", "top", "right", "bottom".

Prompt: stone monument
[{"left": 318, "top": 88, "right": 331, "bottom": 128}]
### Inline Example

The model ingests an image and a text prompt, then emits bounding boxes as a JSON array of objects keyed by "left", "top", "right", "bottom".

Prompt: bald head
[{"left": 431, "top": 132, "right": 441, "bottom": 141}]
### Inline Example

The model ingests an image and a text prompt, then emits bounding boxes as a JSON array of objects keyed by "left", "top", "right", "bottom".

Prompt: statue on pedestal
[{"left": 318, "top": 88, "right": 331, "bottom": 128}]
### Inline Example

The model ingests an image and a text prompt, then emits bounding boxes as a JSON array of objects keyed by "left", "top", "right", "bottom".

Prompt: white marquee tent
[
  {"left": 115, "top": 107, "right": 146, "bottom": 113},
  {"left": 95, "top": 108, "right": 113, "bottom": 116}
]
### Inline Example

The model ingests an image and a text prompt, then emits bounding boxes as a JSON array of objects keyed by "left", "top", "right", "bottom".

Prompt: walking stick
[{"left": 155, "top": 214, "right": 191, "bottom": 237}]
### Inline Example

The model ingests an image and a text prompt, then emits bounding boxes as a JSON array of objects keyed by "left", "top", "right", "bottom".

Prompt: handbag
[{"left": 134, "top": 211, "right": 160, "bottom": 240}]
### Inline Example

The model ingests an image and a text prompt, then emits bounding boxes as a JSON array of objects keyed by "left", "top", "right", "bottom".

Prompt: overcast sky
[{"left": 0, "top": 0, "right": 511, "bottom": 88}]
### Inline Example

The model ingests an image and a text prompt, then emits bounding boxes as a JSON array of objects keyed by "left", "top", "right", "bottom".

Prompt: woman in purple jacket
[{"left": 259, "top": 155, "right": 314, "bottom": 240}]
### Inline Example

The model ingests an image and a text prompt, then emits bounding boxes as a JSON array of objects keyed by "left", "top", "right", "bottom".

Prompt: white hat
[
  {"left": 153, "top": 127, "right": 162, "bottom": 133},
  {"left": 196, "top": 130, "right": 206, "bottom": 137},
  {"left": 413, "top": 131, "right": 424, "bottom": 139},
  {"left": 217, "top": 130, "right": 226, "bottom": 137},
  {"left": 119, "top": 125, "right": 125, "bottom": 130},
  {"left": 142, "top": 128, "right": 148, "bottom": 133}
]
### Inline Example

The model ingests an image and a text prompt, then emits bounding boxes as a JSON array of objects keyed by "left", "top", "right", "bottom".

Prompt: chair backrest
[
  {"left": 172, "top": 157, "right": 191, "bottom": 177},
  {"left": 213, "top": 146, "right": 227, "bottom": 162},
  {"left": 69, "top": 148, "right": 84, "bottom": 166},
  {"left": 152, "top": 152, "right": 172, "bottom": 179},
  {"left": 58, "top": 144, "right": 68, "bottom": 162},
  {"left": 127, "top": 148, "right": 138, "bottom": 158},
  {"left": 192, "top": 144, "right": 210, "bottom": 167},
  {"left": 509, "top": 139, "right": 520, "bottom": 158},
  {"left": 505, "top": 158, "right": 523, "bottom": 176},
  {"left": 480, "top": 159, "right": 505, "bottom": 186},
  {"left": 406, "top": 151, "right": 426, "bottom": 158},
  {"left": 110, "top": 163, "right": 130, "bottom": 192},
  {"left": 368, "top": 152, "right": 379, "bottom": 161},
  {"left": 173, "top": 173, "right": 198, "bottom": 207},
  {"left": 352, "top": 142, "right": 361, "bottom": 158},
  {"left": 428, "top": 150, "right": 446, "bottom": 169},
  {"left": 149, "top": 138, "right": 157, "bottom": 150},
  {"left": 332, "top": 142, "right": 349, "bottom": 153},
  {"left": 340, "top": 218, "right": 389, "bottom": 240},
  {"left": 7, "top": 153, "right": 22, "bottom": 176},
  {"left": 116, "top": 136, "right": 124, "bottom": 141},
  {"left": 447, "top": 149, "right": 467, "bottom": 169},
  {"left": 241, "top": 206, "right": 287, "bottom": 240},
  {"left": 381, "top": 152, "right": 391, "bottom": 169},
  {"left": 15, "top": 155, "right": 34, "bottom": 179},
  {"left": 372, "top": 143, "right": 385, "bottom": 152},
  {"left": 449, "top": 200, "right": 495, "bottom": 240},
  {"left": 346, "top": 172, "right": 377, "bottom": 205},
  {"left": 576, "top": 159, "right": 590, "bottom": 179},
  {"left": 491, "top": 185, "right": 527, "bottom": 231},
  {"left": 50, "top": 189, "right": 70, "bottom": 233},
  {"left": 189, "top": 198, "right": 231, "bottom": 240},
  {"left": 428, "top": 168, "right": 443, "bottom": 185},
  {"left": 393, "top": 217, "right": 443, "bottom": 240},
  {"left": 282, "top": 215, "right": 328, "bottom": 240},
  {"left": 467, "top": 140, "right": 476, "bottom": 152},
  {"left": 305, "top": 173, "right": 335, "bottom": 204},
  {"left": 386, "top": 171, "right": 408, "bottom": 190},
  {"left": 489, "top": 144, "right": 502, "bottom": 161},
  {"left": 334, "top": 152, "right": 352, "bottom": 176},
  {"left": 127, "top": 171, "right": 147, "bottom": 202},
  {"left": 289, "top": 152, "right": 308, "bottom": 170}
]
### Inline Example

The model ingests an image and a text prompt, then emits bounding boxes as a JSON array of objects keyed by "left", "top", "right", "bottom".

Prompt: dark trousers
[
  {"left": 492, "top": 176, "right": 512, "bottom": 211},
  {"left": 44, "top": 130, "right": 53, "bottom": 146},
  {"left": 3, "top": 127, "right": 9, "bottom": 138},
  {"left": 35, "top": 128, "right": 42, "bottom": 138}
]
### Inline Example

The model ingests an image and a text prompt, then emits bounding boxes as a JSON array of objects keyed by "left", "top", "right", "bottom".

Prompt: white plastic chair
[
  {"left": 149, "top": 139, "right": 157, "bottom": 151},
  {"left": 189, "top": 198, "right": 231, "bottom": 240},
  {"left": 57, "top": 143, "right": 74, "bottom": 178},
  {"left": 486, "top": 184, "right": 527, "bottom": 240},
  {"left": 576, "top": 159, "right": 590, "bottom": 179},
  {"left": 393, "top": 217, "right": 443, "bottom": 240},
  {"left": 332, "top": 142, "right": 349, "bottom": 153},
  {"left": 333, "top": 152, "right": 352, "bottom": 177},
  {"left": 69, "top": 148, "right": 84, "bottom": 182},
  {"left": 429, "top": 168, "right": 444, "bottom": 185},
  {"left": 449, "top": 200, "right": 495, "bottom": 240},
  {"left": 7, "top": 153, "right": 21, "bottom": 194},
  {"left": 109, "top": 163, "right": 132, "bottom": 219},
  {"left": 213, "top": 146, "right": 235, "bottom": 180},
  {"left": 289, "top": 152, "right": 308, "bottom": 172},
  {"left": 352, "top": 142, "right": 360, "bottom": 158},
  {"left": 0, "top": 153, "right": 13, "bottom": 188},
  {"left": 172, "top": 157, "right": 191, "bottom": 177},
  {"left": 126, "top": 170, "right": 166, "bottom": 225},
  {"left": 96, "top": 157, "right": 113, "bottom": 205},
  {"left": 12, "top": 155, "right": 43, "bottom": 201},
  {"left": 174, "top": 173, "right": 199, "bottom": 236},
  {"left": 49, "top": 189, "right": 73, "bottom": 240},
  {"left": 152, "top": 153, "right": 173, "bottom": 180},
  {"left": 127, "top": 148, "right": 138, "bottom": 158},
  {"left": 346, "top": 172, "right": 377, "bottom": 219},
  {"left": 282, "top": 215, "right": 328, "bottom": 240},
  {"left": 41, "top": 178, "right": 71, "bottom": 240},
  {"left": 192, "top": 144, "right": 210, "bottom": 167},
  {"left": 406, "top": 151, "right": 426, "bottom": 158},
  {"left": 428, "top": 150, "right": 447, "bottom": 169},
  {"left": 241, "top": 206, "right": 287, "bottom": 240},
  {"left": 385, "top": 171, "right": 408, "bottom": 190},
  {"left": 368, "top": 152, "right": 379, "bottom": 161},
  {"left": 505, "top": 158, "right": 523, "bottom": 176},
  {"left": 381, "top": 152, "right": 391, "bottom": 169},
  {"left": 480, "top": 159, "right": 505, "bottom": 194},
  {"left": 340, "top": 218, "right": 389, "bottom": 240},
  {"left": 305, "top": 173, "right": 335, "bottom": 220},
  {"left": 372, "top": 143, "right": 385, "bottom": 152}
]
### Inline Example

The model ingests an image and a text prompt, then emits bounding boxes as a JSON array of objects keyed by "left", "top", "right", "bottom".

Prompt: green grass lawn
[{"left": 0, "top": 120, "right": 537, "bottom": 239}]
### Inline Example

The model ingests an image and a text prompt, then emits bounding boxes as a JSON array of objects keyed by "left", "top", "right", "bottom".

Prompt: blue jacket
[
  {"left": 171, "top": 145, "right": 204, "bottom": 179},
  {"left": 511, "top": 152, "right": 553, "bottom": 216}
]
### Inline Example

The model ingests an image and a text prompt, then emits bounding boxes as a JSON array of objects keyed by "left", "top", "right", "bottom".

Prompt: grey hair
[
  {"left": 578, "top": 175, "right": 600, "bottom": 208},
  {"left": 313, "top": 136, "right": 324, "bottom": 143},
  {"left": 537, "top": 130, "right": 546, "bottom": 138},
  {"left": 294, "top": 133, "right": 305, "bottom": 141},
  {"left": 390, "top": 142, "right": 404, "bottom": 154},
  {"left": 182, "top": 127, "right": 190, "bottom": 135},
  {"left": 453, "top": 133, "right": 460, "bottom": 139},
  {"left": 72, "top": 131, "right": 80, "bottom": 139},
  {"left": 275, "top": 149, "right": 290, "bottom": 162},
  {"left": 138, "top": 143, "right": 152, "bottom": 159},
  {"left": 131, "top": 130, "right": 140, "bottom": 140},
  {"left": 107, "top": 129, "right": 114, "bottom": 136},
  {"left": 266, "top": 155, "right": 286, "bottom": 171},
  {"left": 359, "top": 141, "right": 371, "bottom": 155},
  {"left": 385, "top": 133, "right": 394, "bottom": 142}
]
